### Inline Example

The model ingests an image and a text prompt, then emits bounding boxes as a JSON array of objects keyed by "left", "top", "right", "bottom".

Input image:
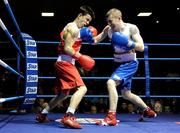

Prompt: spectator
[
  {"left": 118, "top": 102, "right": 128, "bottom": 113},
  {"left": 154, "top": 100, "right": 163, "bottom": 114},
  {"left": 90, "top": 105, "right": 97, "bottom": 114}
]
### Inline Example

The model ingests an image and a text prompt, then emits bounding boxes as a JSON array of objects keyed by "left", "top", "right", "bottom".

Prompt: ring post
[
  {"left": 20, "top": 33, "right": 38, "bottom": 109},
  {"left": 144, "top": 43, "right": 150, "bottom": 97}
]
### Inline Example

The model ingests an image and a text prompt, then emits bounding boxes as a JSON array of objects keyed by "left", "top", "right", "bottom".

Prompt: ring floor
[{"left": 0, "top": 113, "right": 180, "bottom": 133}]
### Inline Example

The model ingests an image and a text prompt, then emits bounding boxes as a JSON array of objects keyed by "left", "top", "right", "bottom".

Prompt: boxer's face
[
  {"left": 78, "top": 14, "right": 92, "bottom": 28},
  {"left": 107, "top": 16, "right": 120, "bottom": 30}
]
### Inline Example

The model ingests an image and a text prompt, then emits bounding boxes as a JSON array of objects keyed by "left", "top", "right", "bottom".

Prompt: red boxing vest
[{"left": 58, "top": 31, "right": 82, "bottom": 55}]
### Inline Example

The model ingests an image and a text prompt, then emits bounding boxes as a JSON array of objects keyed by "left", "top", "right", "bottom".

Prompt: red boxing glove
[
  {"left": 78, "top": 55, "right": 95, "bottom": 71},
  {"left": 73, "top": 52, "right": 95, "bottom": 71},
  {"left": 88, "top": 26, "right": 98, "bottom": 37}
]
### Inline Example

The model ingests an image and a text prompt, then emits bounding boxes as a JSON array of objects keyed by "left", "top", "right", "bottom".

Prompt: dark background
[{"left": 0, "top": 0, "right": 180, "bottom": 43}]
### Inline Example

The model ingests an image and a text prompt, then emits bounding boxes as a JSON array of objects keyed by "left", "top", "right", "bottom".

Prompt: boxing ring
[{"left": 0, "top": 0, "right": 180, "bottom": 132}]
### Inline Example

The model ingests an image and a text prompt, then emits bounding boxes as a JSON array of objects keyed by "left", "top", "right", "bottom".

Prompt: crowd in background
[
  {"left": 32, "top": 97, "right": 180, "bottom": 115},
  {"left": 1, "top": 65, "right": 180, "bottom": 114}
]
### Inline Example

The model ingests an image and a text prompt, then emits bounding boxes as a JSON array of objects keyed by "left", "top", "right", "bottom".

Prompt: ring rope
[
  {"left": 0, "top": 96, "right": 24, "bottom": 103},
  {"left": 36, "top": 41, "right": 180, "bottom": 100},
  {"left": 36, "top": 95, "right": 180, "bottom": 98},
  {"left": 0, "top": 18, "right": 24, "bottom": 57},
  {"left": 0, "top": 59, "right": 24, "bottom": 78},
  {"left": 3, "top": 0, "right": 24, "bottom": 41},
  {"left": 37, "top": 57, "right": 180, "bottom": 61},
  {"left": 38, "top": 76, "right": 180, "bottom": 80},
  {"left": 1, "top": 0, "right": 38, "bottom": 109},
  {"left": 36, "top": 41, "right": 180, "bottom": 46}
]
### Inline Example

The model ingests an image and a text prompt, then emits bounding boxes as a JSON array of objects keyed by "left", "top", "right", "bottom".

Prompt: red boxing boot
[
  {"left": 143, "top": 107, "right": 157, "bottom": 118},
  {"left": 96, "top": 111, "right": 118, "bottom": 126}
]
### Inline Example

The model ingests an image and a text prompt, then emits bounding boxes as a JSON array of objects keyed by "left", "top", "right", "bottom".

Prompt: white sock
[
  {"left": 66, "top": 107, "right": 75, "bottom": 114},
  {"left": 41, "top": 109, "right": 49, "bottom": 114},
  {"left": 143, "top": 106, "right": 149, "bottom": 111},
  {"left": 109, "top": 110, "right": 116, "bottom": 113}
]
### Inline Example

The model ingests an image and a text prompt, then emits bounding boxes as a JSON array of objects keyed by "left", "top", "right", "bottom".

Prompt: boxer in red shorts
[{"left": 36, "top": 5, "right": 97, "bottom": 129}]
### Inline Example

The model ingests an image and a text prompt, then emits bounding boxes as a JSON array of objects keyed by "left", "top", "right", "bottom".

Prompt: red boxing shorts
[{"left": 54, "top": 61, "right": 85, "bottom": 95}]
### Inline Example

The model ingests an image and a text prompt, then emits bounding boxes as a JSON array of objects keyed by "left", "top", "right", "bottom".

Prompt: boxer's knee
[{"left": 107, "top": 79, "right": 116, "bottom": 89}]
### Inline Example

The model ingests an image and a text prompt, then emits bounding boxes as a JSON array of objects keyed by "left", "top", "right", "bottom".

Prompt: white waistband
[
  {"left": 114, "top": 53, "right": 136, "bottom": 63},
  {"left": 57, "top": 54, "right": 75, "bottom": 65}
]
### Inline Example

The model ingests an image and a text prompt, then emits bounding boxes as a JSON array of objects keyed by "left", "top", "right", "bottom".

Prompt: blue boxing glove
[
  {"left": 80, "top": 26, "right": 97, "bottom": 43},
  {"left": 111, "top": 32, "right": 136, "bottom": 50}
]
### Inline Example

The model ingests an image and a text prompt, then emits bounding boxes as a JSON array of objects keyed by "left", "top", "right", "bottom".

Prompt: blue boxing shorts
[{"left": 110, "top": 60, "right": 138, "bottom": 90}]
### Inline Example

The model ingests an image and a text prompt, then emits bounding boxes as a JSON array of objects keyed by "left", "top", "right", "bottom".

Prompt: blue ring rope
[
  {"left": 1, "top": 1, "right": 38, "bottom": 109},
  {"left": 0, "top": 19, "right": 24, "bottom": 57},
  {"left": 37, "top": 57, "right": 180, "bottom": 61},
  {"left": 2, "top": 40, "right": 180, "bottom": 103},
  {"left": 36, "top": 41, "right": 180, "bottom": 46},
  {"left": 36, "top": 41, "right": 180, "bottom": 100},
  {"left": 38, "top": 76, "right": 180, "bottom": 80},
  {"left": 3, "top": 0, "right": 24, "bottom": 41},
  {"left": 0, "top": 59, "right": 24, "bottom": 78},
  {"left": 0, "top": 96, "right": 24, "bottom": 103},
  {"left": 36, "top": 95, "right": 180, "bottom": 98}
]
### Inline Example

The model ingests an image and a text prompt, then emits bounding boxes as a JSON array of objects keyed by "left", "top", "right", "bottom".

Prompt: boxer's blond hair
[{"left": 106, "top": 8, "right": 122, "bottom": 20}]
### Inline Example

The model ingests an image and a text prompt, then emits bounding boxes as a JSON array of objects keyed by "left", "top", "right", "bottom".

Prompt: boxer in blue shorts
[
  {"left": 111, "top": 60, "right": 138, "bottom": 90},
  {"left": 93, "top": 8, "right": 157, "bottom": 126}
]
